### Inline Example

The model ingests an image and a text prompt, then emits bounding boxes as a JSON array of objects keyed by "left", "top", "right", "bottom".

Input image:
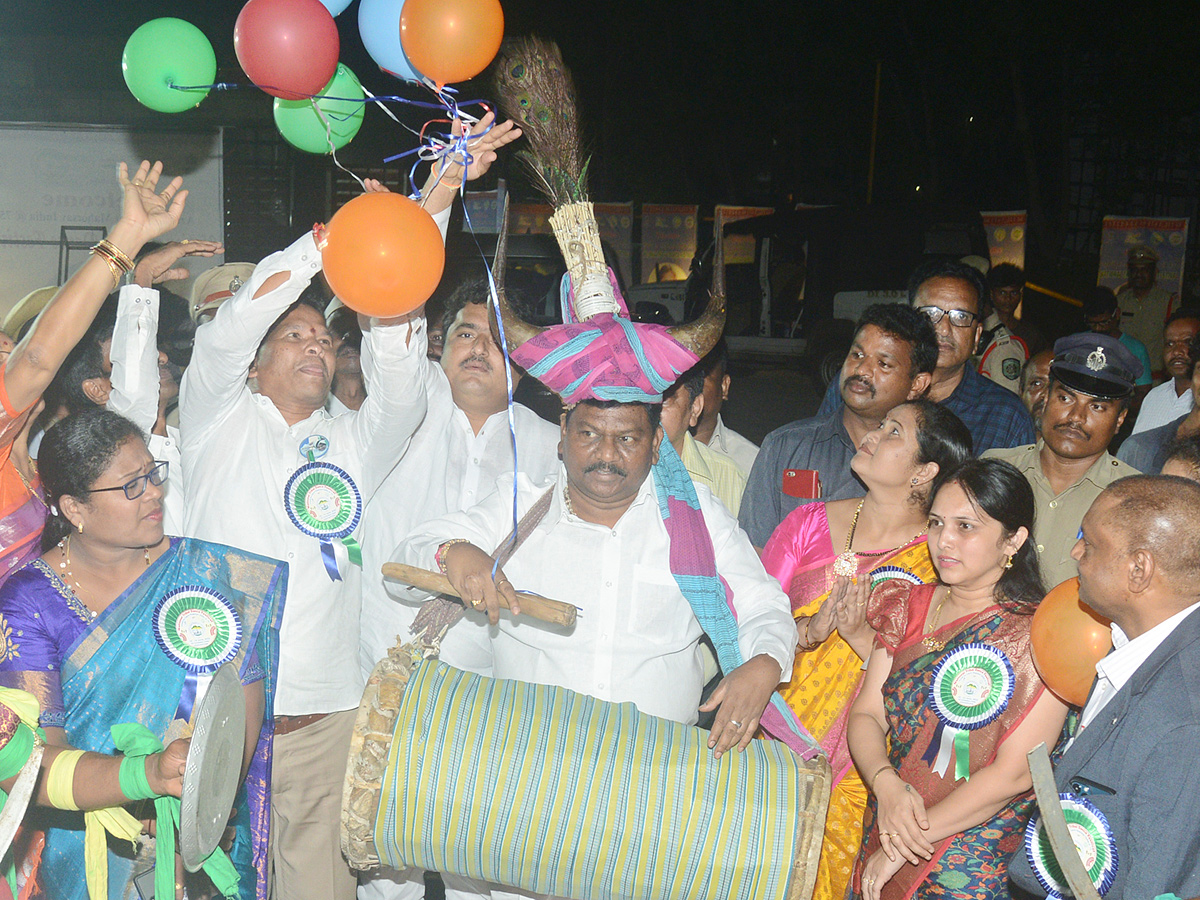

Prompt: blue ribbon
[
  {"left": 922, "top": 719, "right": 945, "bottom": 767},
  {"left": 174, "top": 670, "right": 200, "bottom": 722},
  {"left": 320, "top": 540, "right": 342, "bottom": 582}
]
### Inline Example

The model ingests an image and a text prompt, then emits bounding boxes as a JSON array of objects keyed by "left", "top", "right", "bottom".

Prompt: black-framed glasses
[
  {"left": 91, "top": 461, "right": 169, "bottom": 500},
  {"left": 915, "top": 306, "right": 978, "bottom": 328}
]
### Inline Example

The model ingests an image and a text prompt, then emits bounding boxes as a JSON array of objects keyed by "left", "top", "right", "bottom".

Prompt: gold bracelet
[
  {"left": 92, "top": 239, "right": 135, "bottom": 272},
  {"left": 868, "top": 763, "right": 896, "bottom": 791},
  {"left": 796, "top": 615, "right": 820, "bottom": 652}
]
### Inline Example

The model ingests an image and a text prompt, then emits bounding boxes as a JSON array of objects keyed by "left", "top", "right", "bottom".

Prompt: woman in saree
[
  {"left": 0, "top": 160, "right": 187, "bottom": 586},
  {"left": 0, "top": 409, "right": 286, "bottom": 900},
  {"left": 848, "top": 458, "right": 1068, "bottom": 900},
  {"left": 759, "top": 399, "right": 972, "bottom": 900}
]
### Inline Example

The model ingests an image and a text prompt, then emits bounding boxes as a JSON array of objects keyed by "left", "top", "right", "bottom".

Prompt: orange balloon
[
  {"left": 1030, "top": 577, "right": 1113, "bottom": 706},
  {"left": 400, "top": 0, "right": 504, "bottom": 86},
  {"left": 322, "top": 193, "right": 445, "bottom": 317}
]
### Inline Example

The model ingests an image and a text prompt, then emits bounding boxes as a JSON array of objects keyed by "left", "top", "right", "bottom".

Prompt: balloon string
[
  {"left": 459, "top": 198, "right": 521, "bottom": 576},
  {"left": 311, "top": 100, "right": 368, "bottom": 192}
]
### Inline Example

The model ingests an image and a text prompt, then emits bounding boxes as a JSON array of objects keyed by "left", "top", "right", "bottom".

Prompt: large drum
[{"left": 343, "top": 643, "right": 831, "bottom": 900}]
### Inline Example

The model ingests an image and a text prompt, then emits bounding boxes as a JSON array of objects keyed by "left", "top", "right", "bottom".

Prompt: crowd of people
[{"left": 0, "top": 125, "right": 1195, "bottom": 900}]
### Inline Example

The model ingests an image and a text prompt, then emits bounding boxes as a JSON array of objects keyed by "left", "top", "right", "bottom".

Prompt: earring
[
  {"left": 911, "top": 477, "right": 919, "bottom": 486},
  {"left": 78, "top": 521, "right": 84, "bottom": 534},
  {"left": 1004, "top": 554, "right": 1014, "bottom": 569}
]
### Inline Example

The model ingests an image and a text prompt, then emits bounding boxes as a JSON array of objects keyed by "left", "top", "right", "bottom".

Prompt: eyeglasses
[
  {"left": 91, "top": 461, "right": 169, "bottom": 500},
  {"left": 915, "top": 306, "right": 978, "bottom": 328}
]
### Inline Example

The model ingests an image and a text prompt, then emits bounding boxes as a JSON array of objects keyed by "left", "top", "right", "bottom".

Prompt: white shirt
[
  {"left": 107, "top": 284, "right": 184, "bottom": 535},
  {"left": 398, "top": 467, "right": 796, "bottom": 724},
  {"left": 708, "top": 414, "right": 759, "bottom": 477},
  {"left": 1078, "top": 601, "right": 1200, "bottom": 735},
  {"left": 1131, "top": 379, "right": 1193, "bottom": 434},
  {"left": 357, "top": 368, "right": 559, "bottom": 678},
  {"left": 180, "top": 231, "right": 436, "bottom": 715}
]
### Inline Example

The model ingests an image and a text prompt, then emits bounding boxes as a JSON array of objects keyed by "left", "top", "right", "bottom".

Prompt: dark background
[
  {"left": 4, "top": 1, "right": 1199, "bottom": 277},
  {"left": 3, "top": 0, "right": 1200, "bottom": 435}
]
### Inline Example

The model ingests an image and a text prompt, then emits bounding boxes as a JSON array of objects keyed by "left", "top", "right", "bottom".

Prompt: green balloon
[
  {"left": 274, "top": 64, "right": 366, "bottom": 154},
  {"left": 122, "top": 18, "right": 216, "bottom": 114}
]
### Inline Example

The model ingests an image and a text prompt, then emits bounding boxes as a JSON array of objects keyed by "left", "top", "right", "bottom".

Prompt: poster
[
  {"left": 510, "top": 202, "right": 554, "bottom": 236},
  {"left": 1098, "top": 216, "right": 1188, "bottom": 298},
  {"left": 594, "top": 202, "right": 634, "bottom": 289},
  {"left": 640, "top": 203, "right": 697, "bottom": 283},
  {"left": 980, "top": 210, "right": 1027, "bottom": 270},
  {"left": 460, "top": 180, "right": 506, "bottom": 233},
  {"left": 715, "top": 205, "right": 773, "bottom": 266}
]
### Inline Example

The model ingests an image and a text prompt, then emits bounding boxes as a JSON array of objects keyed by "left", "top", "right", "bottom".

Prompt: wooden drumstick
[{"left": 381, "top": 563, "right": 578, "bottom": 628}]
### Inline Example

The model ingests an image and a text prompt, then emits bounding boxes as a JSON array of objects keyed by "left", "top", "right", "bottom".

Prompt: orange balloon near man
[
  {"left": 321, "top": 193, "right": 445, "bottom": 318},
  {"left": 1030, "top": 577, "right": 1113, "bottom": 707},
  {"left": 400, "top": 0, "right": 505, "bottom": 87}
]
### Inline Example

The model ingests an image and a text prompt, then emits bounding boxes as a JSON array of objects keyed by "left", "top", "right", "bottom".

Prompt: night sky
[{"left": 3, "top": 0, "right": 1199, "bottom": 268}]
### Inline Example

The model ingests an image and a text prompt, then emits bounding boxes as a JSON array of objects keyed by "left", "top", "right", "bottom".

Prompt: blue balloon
[
  {"left": 319, "top": 0, "right": 354, "bottom": 14},
  {"left": 358, "top": 0, "right": 423, "bottom": 82}
]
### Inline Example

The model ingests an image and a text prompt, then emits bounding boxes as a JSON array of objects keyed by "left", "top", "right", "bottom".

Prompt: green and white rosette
[
  {"left": 1025, "top": 792, "right": 1118, "bottom": 899},
  {"left": 868, "top": 565, "right": 923, "bottom": 589},
  {"left": 153, "top": 586, "right": 243, "bottom": 721},
  {"left": 924, "top": 642, "right": 1014, "bottom": 781},
  {"left": 284, "top": 461, "right": 363, "bottom": 581}
]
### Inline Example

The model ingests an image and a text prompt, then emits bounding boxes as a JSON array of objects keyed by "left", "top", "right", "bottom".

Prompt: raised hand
[
  {"left": 133, "top": 239, "right": 224, "bottom": 287},
  {"left": 117, "top": 160, "right": 188, "bottom": 247}
]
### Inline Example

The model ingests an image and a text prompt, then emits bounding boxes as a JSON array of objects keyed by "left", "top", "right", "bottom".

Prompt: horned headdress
[{"left": 491, "top": 36, "right": 726, "bottom": 404}]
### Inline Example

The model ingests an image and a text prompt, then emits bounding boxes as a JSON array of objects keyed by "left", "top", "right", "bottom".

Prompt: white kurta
[
  {"left": 398, "top": 467, "right": 796, "bottom": 724},
  {"left": 180, "top": 231, "right": 436, "bottom": 715},
  {"left": 356, "top": 368, "right": 560, "bottom": 678}
]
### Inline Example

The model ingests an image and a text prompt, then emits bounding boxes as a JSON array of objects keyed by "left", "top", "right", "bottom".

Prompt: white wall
[{"left": 0, "top": 123, "right": 224, "bottom": 318}]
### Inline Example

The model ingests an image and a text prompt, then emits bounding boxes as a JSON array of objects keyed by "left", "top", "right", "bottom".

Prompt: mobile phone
[{"left": 134, "top": 866, "right": 155, "bottom": 900}]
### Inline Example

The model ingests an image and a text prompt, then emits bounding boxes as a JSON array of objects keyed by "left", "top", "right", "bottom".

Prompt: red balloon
[
  {"left": 322, "top": 193, "right": 446, "bottom": 318},
  {"left": 234, "top": 0, "right": 340, "bottom": 100},
  {"left": 400, "top": 0, "right": 504, "bottom": 87},
  {"left": 1031, "top": 577, "right": 1113, "bottom": 706}
]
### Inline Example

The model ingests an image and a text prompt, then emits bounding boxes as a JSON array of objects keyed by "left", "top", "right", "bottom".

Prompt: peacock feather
[{"left": 493, "top": 36, "right": 590, "bottom": 207}]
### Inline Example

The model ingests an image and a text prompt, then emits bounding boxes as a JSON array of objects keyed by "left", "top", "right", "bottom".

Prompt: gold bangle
[
  {"left": 92, "top": 239, "right": 135, "bottom": 272},
  {"left": 868, "top": 763, "right": 896, "bottom": 791},
  {"left": 796, "top": 615, "right": 819, "bottom": 652}
]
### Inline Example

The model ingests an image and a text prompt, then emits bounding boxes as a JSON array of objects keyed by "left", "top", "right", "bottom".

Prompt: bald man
[{"left": 1007, "top": 475, "right": 1200, "bottom": 899}]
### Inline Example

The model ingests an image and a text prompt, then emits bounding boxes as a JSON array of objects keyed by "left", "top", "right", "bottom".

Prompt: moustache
[
  {"left": 583, "top": 462, "right": 628, "bottom": 477},
  {"left": 1053, "top": 422, "right": 1090, "bottom": 440},
  {"left": 843, "top": 375, "right": 875, "bottom": 396},
  {"left": 461, "top": 354, "right": 492, "bottom": 371}
]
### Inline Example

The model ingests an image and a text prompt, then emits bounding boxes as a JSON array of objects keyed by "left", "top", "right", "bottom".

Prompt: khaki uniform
[
  {"left": 1117, "top": 284, "right": 1175, "bottom": 373},
  {"left": 984, "top": 442, "right": 1140, "bottom": 588}
]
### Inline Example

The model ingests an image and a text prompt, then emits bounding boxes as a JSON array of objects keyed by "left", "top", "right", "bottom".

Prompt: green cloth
[{"left": 110, "top": 723, "right": 239, "bottom": 900}]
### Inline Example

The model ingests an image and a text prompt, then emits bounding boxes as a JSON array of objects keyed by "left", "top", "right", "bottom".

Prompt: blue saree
[{"left": 0, "top": 538, "right": 286, "bottom": 900}]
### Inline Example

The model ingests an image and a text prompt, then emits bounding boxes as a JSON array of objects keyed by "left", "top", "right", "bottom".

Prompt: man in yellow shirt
[{"left": 660, "top": 366, "right": 747, "bottom": 515}]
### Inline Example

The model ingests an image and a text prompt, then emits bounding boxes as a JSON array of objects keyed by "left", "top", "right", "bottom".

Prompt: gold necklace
[
  {"left": 563, "top": 484, "right": 576, "bottom": 517},
  {"left": 58, "top": 536, "right": 151, "bottom": 616},
  {"left": 13, "top": 459, "right": 35, "bottom": 495},
  {"left": 922, "top": 587, "right": 949, "bottom": 652},
  {"left": 832, "top": 499, "right": 866, "bottom": 577},
  {"left": 832, "top": 499, "right": 928, "bottom": 578}
]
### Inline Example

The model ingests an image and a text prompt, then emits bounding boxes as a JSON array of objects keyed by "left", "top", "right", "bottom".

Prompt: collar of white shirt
[{"left": 1081, "top": 600, "right": 1200, "bottom": 727}]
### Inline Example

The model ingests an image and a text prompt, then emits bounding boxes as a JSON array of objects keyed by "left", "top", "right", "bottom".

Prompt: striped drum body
[{"left": 343, "top": 646, "right": 831, "bottom": 900}]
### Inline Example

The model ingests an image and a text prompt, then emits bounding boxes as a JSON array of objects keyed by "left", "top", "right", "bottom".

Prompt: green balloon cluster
[
  {"left": 122, "top": 18, "right": 216, "bottom": 114},
  {"left": 274, "top": 64, "right": 366, "bottom": 154}
]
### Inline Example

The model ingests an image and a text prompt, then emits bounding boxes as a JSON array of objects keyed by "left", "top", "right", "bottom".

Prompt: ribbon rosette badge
[
  {"left": 1025, "top": 793, "right": 1119, "bottom": 899},
  {"left": 924, "top": 642, "right": 1015, "bottom": 781},
  {"left": 284, "top": 461, "right": 363, "bottom": 581},
  {"left": 153, "top": 586, "right": 242, "bottom": 674}
]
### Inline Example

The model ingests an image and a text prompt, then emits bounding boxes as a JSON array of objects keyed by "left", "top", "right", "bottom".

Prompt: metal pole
[{"left": 867, "top": 60, "right": 882, "bottom": 205}]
